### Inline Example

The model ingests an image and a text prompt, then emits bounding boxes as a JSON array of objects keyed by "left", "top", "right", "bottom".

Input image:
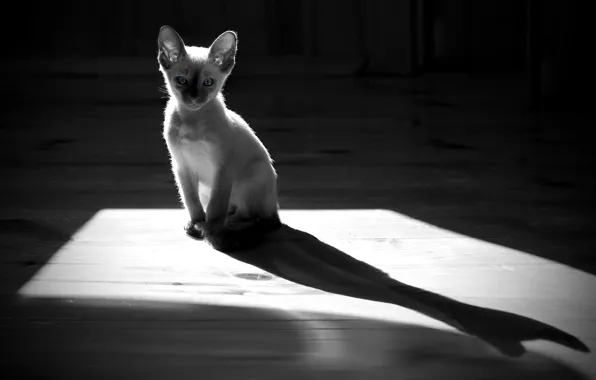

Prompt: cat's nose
[{"left": 189, "top": 96, "right": 198, "bottom": 104}]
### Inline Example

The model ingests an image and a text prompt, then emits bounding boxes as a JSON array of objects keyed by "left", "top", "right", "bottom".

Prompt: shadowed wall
[{"left": 7, "top": 0, "right": 591, "bottom": 106}]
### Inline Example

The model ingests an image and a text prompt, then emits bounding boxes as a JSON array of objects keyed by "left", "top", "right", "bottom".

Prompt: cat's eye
[
  {"left": 203, "top": 77, "right": 214, "bottom": 87},
  {"left": 175, "top": 75, "right": 187, "bottom": 85}
]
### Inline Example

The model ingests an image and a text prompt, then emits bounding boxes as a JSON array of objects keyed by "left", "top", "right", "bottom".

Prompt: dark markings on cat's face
[
  {"left": 167, "top": 65, "right": 225, "bottom": 110},
  {"left": 171, "top": 67, "right": 217, "bottom": 110},
  {"left": 158, "top": 27, "right": 238, "bottom": 111}
]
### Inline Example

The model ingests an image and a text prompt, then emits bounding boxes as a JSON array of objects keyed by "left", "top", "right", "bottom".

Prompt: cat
[{"left": 157, "top": 26, "right": 281, "bottom": 252}]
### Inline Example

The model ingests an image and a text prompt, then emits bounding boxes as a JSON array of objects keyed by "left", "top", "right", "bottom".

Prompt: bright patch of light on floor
[{"left": 17, "top": 208, "right": 593, "bottom": 328}]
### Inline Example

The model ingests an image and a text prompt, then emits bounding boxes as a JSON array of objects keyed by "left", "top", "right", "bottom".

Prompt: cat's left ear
[{"left": 208, "top": 31, "right": 237, "bottom": 72}]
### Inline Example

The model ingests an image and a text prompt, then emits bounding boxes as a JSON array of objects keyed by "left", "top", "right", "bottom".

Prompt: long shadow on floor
[{"left": 223, "top": 224, "right": 590, "bottom": 357}]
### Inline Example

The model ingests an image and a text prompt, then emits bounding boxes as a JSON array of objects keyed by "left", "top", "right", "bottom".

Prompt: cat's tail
[{"left": 204, "top": 214, "right": 282, "bottom": 252}]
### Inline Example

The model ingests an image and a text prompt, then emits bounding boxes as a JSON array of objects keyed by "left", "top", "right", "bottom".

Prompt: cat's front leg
[
  {"left": 174, "top": 167, "right": 206, "bottom": 240},
  {"left": 202, "top": 168, "right": 233, "bottom": 250}
]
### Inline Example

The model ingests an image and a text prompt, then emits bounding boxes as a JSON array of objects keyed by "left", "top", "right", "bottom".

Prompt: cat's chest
[{"left": 168, "top": 123, "right": 220, "bottom": 183}]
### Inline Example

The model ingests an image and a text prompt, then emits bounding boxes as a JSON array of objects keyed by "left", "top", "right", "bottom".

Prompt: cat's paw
[{"left": 184, "top": 220, "right": 205, "bottom": 240}]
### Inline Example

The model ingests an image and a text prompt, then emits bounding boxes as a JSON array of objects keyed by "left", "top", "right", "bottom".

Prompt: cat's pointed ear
[
  {"left": 208, "top": 31, "right": 237, "bottom": 72},
  {"left": 157, "top": 26, "right": 187, "bottom": 69}
]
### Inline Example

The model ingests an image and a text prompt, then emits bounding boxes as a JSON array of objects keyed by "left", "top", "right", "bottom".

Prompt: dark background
[
  {"left": 1, "top": 1, "right": 595, "bottom": 285},
  {"left": 1, "top": 1, "right": 596, "bottom": 378},
  {"left": 5, "top": 0, "right": 593, "bottom": 100}
]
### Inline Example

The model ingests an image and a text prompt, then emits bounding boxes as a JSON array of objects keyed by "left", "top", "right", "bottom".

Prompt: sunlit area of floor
[{"left": 9, "top": 208, "right": 595, "bottom": 378}]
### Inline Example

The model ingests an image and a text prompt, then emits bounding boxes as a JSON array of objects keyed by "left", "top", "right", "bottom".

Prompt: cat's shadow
[{"left": 222, "top": 224, "right": 590, "bottom": 357}]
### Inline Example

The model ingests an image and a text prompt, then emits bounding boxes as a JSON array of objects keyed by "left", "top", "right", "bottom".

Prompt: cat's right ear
[
  {"left": 208, "top": 31, "right": 237, "bottom": 73},
  {"left": 157, "top": 26, "right": 186, "bottom": 69}
]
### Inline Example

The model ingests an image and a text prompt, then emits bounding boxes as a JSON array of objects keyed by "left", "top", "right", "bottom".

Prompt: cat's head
[{"left": 157, "top": 26, "right": 237, "bottom": 111}]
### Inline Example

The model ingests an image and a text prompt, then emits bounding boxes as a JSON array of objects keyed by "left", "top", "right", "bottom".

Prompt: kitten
[{"left": 157, "top": 26, "right": 281, "bottom": 252}]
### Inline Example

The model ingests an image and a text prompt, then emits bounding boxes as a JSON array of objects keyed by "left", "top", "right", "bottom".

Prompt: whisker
[{"left": 157, "top": 86, "right": 170, "bottom": 97}]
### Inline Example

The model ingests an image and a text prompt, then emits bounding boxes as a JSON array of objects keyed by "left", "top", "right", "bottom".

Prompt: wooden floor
[{"left": 1, "top": 64, "right": 595, "bottom": 379}]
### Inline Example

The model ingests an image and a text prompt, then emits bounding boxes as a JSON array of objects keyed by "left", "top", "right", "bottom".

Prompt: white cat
[{"left": 157, "top": 26, "right": 281, "bottom": 252}]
